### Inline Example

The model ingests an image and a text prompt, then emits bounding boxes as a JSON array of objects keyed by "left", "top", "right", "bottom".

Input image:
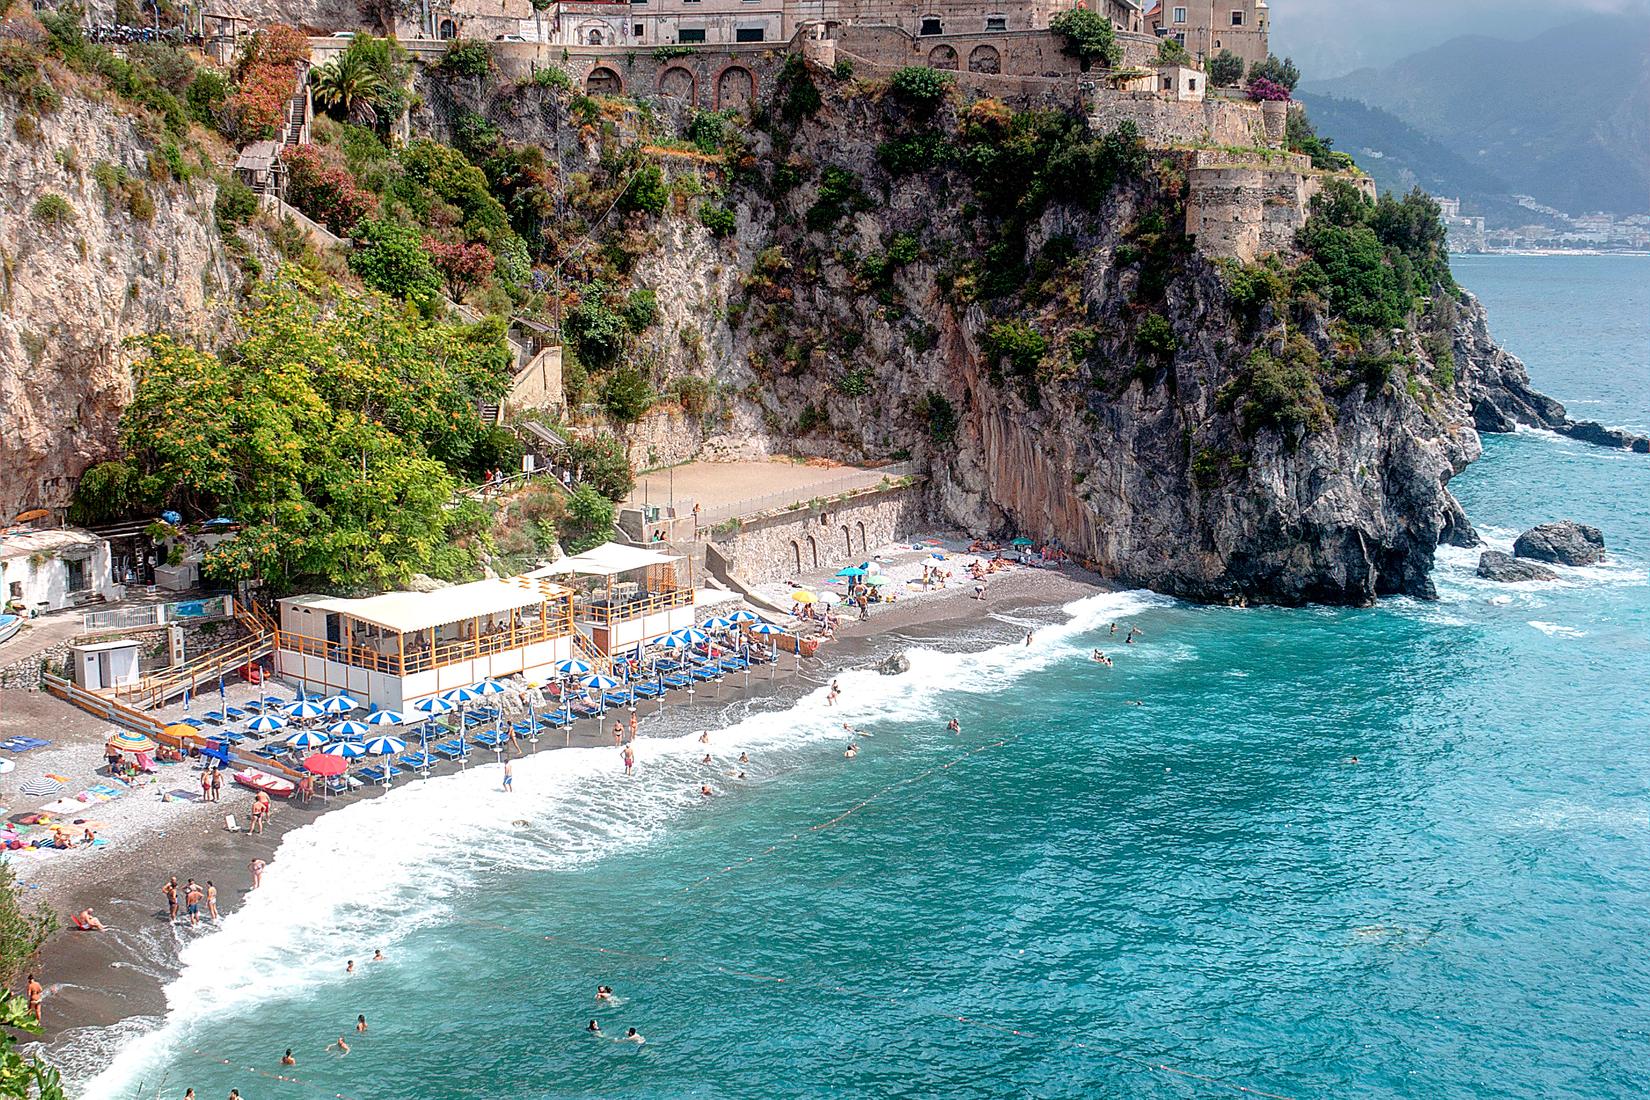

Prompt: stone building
[
  {"left": 1146, "top": 0, "right": 1268, "bottom": 67},
  {"left": 545, "top": 0, "right": 786, "bottom": 47}
]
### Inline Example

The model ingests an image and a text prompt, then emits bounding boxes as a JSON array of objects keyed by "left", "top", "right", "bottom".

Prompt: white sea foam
[
  {"left": 80, "top": 588, "right": 1164, "bottom": 1098},
  {"left": 1527, "top": 620, "right": 1587, "bottom": 638}
]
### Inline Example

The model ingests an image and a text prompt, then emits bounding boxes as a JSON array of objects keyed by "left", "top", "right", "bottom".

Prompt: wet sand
[{"left": 26, "top": 563, "right": 1102, "bottom": 1062}]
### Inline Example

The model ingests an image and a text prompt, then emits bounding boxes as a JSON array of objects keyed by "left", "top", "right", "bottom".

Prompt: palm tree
[{"left": 311, "top": 51, "right": 385, "bottom": 127}]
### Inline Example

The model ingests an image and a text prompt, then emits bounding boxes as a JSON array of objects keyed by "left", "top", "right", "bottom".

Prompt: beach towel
[
  {"left": 0, "top": 737, "right": 50, "bottom": 753},
  {"left": 164, "top": 789, "right": 200, "bottom": 802}
]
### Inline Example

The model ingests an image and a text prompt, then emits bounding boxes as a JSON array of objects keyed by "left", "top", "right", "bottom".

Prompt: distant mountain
[{"left": 1303, "top": 13, "right": 1650, "bottom": 216}]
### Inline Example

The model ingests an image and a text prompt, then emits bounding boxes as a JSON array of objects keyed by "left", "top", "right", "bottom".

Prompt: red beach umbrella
[{"left": 303, "top": 753, "right": 347, "bottom": 776}]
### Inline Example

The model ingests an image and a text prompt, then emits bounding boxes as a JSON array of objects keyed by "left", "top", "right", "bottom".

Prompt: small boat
[
  {"left": 0, "top": 614, "right": 20, "bottom": 645},
  {"left": 232, "top": 767, "right": 296, "bottom": 798}
]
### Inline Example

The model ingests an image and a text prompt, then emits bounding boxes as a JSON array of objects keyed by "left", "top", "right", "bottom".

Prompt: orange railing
[
  {"left": 114, "top": 631, "right": 276, "bottom": 709},
  {"left": 274, "top": 606, "right": 575, "bottom": 677},
  {"left": 573, "top": 586, "right": 692, "bottom": 626}
]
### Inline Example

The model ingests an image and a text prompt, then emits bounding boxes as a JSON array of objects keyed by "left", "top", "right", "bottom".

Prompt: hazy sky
[{"left": 1272, "top": 0, "right": 1648, "bottom": 80}]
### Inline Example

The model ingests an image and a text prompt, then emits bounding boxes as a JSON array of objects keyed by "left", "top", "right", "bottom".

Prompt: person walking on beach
[
  {"left": 200, "top": 769, "right": 212, "bottom": 802},
  {"left": 25, "top": 974, "right": 42, "bottom": 1023},
  {"left": 628, "top": 713, "right": 638, "bottom": 741},
  {"left": 248, "top": 858, "right": 264, "bottom": 890},
  {"left": 1025, "top": 630, "right": 1034, "bottom": 647},
  {"left": 206, "top": 882, "right": 219, "bottom": 921},
  {"left": 827, "top": 680, "right": 840, "bottom": 706},
  {"left": 210, "top": 768, "right": 222, "bottom": 803},
  {"left": 184, "top": 881, "right": 203, "bottom": 926},
  {"left": 163, "top": 876, "right": 180, "bottom": 922},
  {"left": 502, "top": 760, "right": 514, "bottom": 793},
  {"left": 612, "top": 721, "right": 624, "bottom": 746},
  {"left": 250, "top": 791, "right": 270, "bottom": 834},
  {"left": 622, "top": 744, "right": 635, "bottom": 776}
]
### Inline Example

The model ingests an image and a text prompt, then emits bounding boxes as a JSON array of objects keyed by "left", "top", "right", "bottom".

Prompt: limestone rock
[
  {"left": 1512, "top": 521, "right": 1605, "bottom": 566},
  {"left": 876, "top": 653, "right": 911, "bottom": 676},
  {"left": 1476, "top": 551, "right": 1557, "bottom": 583}
]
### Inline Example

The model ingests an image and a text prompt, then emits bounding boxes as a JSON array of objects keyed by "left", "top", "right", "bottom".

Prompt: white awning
[
  {"left": 528, "top": 542, "right": 682, "bottom": 579},
  {"left": 285, "top": 579, "right": 559, "bottom": 635}
]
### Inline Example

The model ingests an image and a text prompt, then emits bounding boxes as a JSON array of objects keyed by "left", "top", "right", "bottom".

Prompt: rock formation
[
  {"left": 1476, "top": 551, "right": 1557, "bottom": 583},
  {"left": 1512, "top": 521, "right": 1606, "bottom": 566}
]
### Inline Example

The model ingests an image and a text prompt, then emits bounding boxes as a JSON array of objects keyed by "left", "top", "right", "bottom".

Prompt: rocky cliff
[{"left": 0, "top": 93, "right": 243, "bottom": 519}]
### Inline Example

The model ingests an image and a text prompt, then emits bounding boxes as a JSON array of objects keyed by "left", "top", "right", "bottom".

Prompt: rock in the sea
[
  {"left": 1512, "top": 521, "right": 1605, "bottom": 566},
  {"left": 1476, "top": 551, "right": 1557, "bottom": 583},
  {"left": 876, "top": 653, "right": 911, "bottom": 676},
  {"left": 1557, "top": 420, "right": 1650, "bottom": 453}
]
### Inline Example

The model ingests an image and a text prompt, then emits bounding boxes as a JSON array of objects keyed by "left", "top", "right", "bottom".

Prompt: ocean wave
[
  {"left": 79, "top": 588, "right": 1163, "bottom": 1098},
  {"left": 1527, "top": 620, "right": 1587, "bottom": 638}
]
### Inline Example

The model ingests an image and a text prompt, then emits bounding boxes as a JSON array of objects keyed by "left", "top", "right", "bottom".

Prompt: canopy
[
  {"left": 328, "top": 720, "right": 370, "bottom": 738},
  {"left": 531, "top": 542, "right": 682, "bottom": 578},
  {"left": 413, "top": 697, "right": 453, "bottom": 714},
  {"left": 288, "top": 577, "right": 562, "bottom": 635}
]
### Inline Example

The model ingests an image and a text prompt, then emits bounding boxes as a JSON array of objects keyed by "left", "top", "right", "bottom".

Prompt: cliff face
[{"left": 0, "top": 95, "right": 242, "bottom": 519}]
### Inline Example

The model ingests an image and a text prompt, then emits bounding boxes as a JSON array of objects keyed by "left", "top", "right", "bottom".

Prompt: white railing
[{"left": 82, "top": 605, "right": 165, "bottom": 631}]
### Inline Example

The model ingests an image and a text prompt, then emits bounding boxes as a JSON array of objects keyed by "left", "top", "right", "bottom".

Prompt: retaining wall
[{"left": 711, "top": 483, "right": 927, "bottom": 582}]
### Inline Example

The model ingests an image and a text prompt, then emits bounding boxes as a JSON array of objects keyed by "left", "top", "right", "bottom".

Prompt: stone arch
[
  {"left": 577, "top": 21, "right": 609, "bottom": 46},
  {"left": 806, "top": 534, "right": 819, "bottom": 568},
  {"left": 585, "top": 66, "right": 622, "bottom": 94},
  {"left": 791, "top": 540, "right": 802, "bottom": 575},
  {"left": 841, "top": 525, "right": 852, "bottom": 556},
  {"left": 657, "top": 65, "right": 696, "bottom": 106},
  {"left": 927, "top": 44, "right": 958, "bottom": 70},
  {"left": 856, "top": 521, "right": 867, "bottom": 552},
  {"left": 437, "top": 17, "right": 456, "bottom": 39},
  {"left": 968, "top": 44, "right": 1000, "bottom": 74},
  {"left": 715, "top": 64, "right": 756, "bottom": 111}
]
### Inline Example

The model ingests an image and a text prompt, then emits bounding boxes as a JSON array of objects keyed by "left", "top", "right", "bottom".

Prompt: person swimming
[
  {"left": 1092, "top": 650, "right": 1112, "bottom": 666},
  {"left": 587, "top": 1020, "right": 602, "bottom": 1035},
  {"left": 624, "top": 1027, "right": 645, "bottom": 1045},
  {"left": 844, "top": 744, "right": 859, "bottom": 759},
  {"left": 331, "top": 1035, "right": 350, "bottom": 1055},
  {"left": 946, "top": 718, "right": 961, "bottom": 734},
  {"left": 281, "top": 1049, "right": 296, "bottom": 1066},
  {"left": 597, "top": 986, "right": 614, "bottom": 1003},
  {"left": 738, "top": 752, "right": 749, "bottom": 765}
]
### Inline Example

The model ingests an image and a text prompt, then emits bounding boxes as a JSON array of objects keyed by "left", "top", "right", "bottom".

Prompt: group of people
[
  {"left": 161, "top": 875, "right": 219, "bottom": 926},
  {"left": 588, "top": 985, "right": 645, "bottom": 1044}
]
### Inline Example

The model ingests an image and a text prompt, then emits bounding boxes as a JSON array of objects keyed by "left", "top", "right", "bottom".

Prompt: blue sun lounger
[
  {"left": 434, "top": 739, "right": 469, "bottom": 761},
  {"left": 471, "top": 730, "right": 506, "bottom": 751},
  {"left": 399, "top": 752, "right": 436, "bottom": 770},
  {"left": 538, "top": 710, "right": 570, "bottom": 729},
  {"left": 719, "top": 657, "right": 749, "bottom": 672},
  {"left": 603, "top": 690, "right": 635, "bottom": 708},
  {"left": 202, "top": 711, "right": 227, "bottom": 725},
  {"left": 688, "top": 666, "right": 721, "bottom": 682},
  {"left": 659, "top": 673, "right": 690, "bottom": 690},
  {"left": 630, "top": 682, "right": 664, "bottom": 699},
  {"left": 224, "top": 706, "right": 247, "bottom": 721},
  {"left": 358, "top": 764, "right": 403, "bottom": 783},
  {"left": 653, "top": 658, "right": 682, "bottom": 673}
]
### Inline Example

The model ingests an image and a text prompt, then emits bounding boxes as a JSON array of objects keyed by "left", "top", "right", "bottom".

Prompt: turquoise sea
[{"left": 81, "top": 255, "right": 1650, "bottom": 1099}]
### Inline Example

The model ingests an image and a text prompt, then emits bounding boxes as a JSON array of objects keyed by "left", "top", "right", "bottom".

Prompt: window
[
  {"left": 633, "top": 23, "right": 643, "bottom": 35},
  {"left": 677, "top": 26, "right": 705, "bottom": 41},
  {"left": 984, "top": 15, "right": 1005, "bottom": 30},
  {"left": 919, "top": 15, "right": 942, "bottom": 35},
  {"left": 64, "top": 558, "right": 87, "bottom": 593},
  {"left": 1172, "top": 6, "right": 1186, "bottom": 23},
  {"left": 1188, "top": 78, "right": 1197, "bottom": 91},
  {"left": 8, "top": 582, "right": 21, "bottom": 599},
  {"left": 734, "top": 26, "right": 763, "bottom": 41},
  {"left": 1231, "top": 9, "right": 1244, "bottom": 25}
]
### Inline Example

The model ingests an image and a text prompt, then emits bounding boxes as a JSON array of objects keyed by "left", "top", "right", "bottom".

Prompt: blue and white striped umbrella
[
  {"left": 728, "top": 609, "right": 761, "bottom": 623},
  {"left": 328, "top": 720, "right": 370, "bottom": 739},
  {"left": 363, "top": 736, "right": 407, "bottom": 756},
  {"left": 246, "top": 714, "right": 288, "bottom": 733},
  {"left": 552, "top": 658, "right": 591, "bottom": 676},
  {"left": 471, "top": 679, "right": 509, "bottom": 696},
  {"left": 701, "top": 616, "right": 735, "bottom": 632},
  {"left": 285, "top": 700, "right": 326, "bottom": 719},
  {"left": 323, "top": 741, "right": 366, "bottom": 759},
  {"left": 412, "top": 697, "right": 453, "bottom": 715},
  {"left": 580, "top": 673, "right": 621, "bottom": 692},
  {"left": 365, "top": 709, "right": 406, "bottom": 726},
  {"left": 667, "top": 627, "right": 709, "bottom": 647},
  {"left": 441, "top": 686, "right": 481, "bottom": 705},
  {"left": 748, "top": 622, "right": 786, "bottom": 636},
  {"left": 285, "top": 729, "right": 331, "bottom": 748},
  {"left": 320, "top": 694, "right": 359, "bottom": 714}
]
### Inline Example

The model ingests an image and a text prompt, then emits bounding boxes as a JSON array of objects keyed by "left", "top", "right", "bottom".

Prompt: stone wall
[
  {"left": 710, "top": 483, "right": 927, "bottom": 582},
  {"left": 1183, "top": 150, "right": 1376, "bottom": 263},
  {"left": 1087, "top": 92, "right": 1280, "bottom": 151}
]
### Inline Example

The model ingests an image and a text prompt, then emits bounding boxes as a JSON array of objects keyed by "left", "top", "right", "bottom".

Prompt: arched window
[{"left": 919, "top": 15, "right": 942, "bottom": 35}]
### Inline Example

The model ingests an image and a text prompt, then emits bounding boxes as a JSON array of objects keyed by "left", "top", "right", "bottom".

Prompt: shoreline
[{"left": 28, "top": 562, "right": 1105, "bottom": 1075}]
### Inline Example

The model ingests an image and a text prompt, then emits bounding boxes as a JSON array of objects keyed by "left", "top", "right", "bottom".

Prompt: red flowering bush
[
  {"left": 226, "top": 25, "right": 309, "bottom": 139},
  {"left": 283, "top": 144, "right": 378, "bottom": 234},
  {"left": 425, "top": 237, "right": 496, "bottom": 299},
  {"left": 1247, "top": 77, "right": 1291, "bottom": 102}
]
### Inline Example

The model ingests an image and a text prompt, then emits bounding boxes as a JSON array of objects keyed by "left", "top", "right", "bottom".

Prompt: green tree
[
  {"left": 888, "top": 66, "right": 952, "bottom": 112},
  {"left": 310, "top": 47, "right": 386, "bottom": 126},
  {"left": 1049, "top": 8, "right": 1121, "bottom": 69},
  {"left": 1156, "top": 37, "right": 1192, "bottom": 66},
  {"left": 563, "top": 282, "right": 630, "bottom": 368},
  {"left": 567, "top": 432, "right": 633, "bottom": 500},
  {"left": 562, "top": 483, "right": 616, "bottom": 552},
  {"left": 621, "top": 162, "right": 669, "bottom": 216},
  {"left": 599, "top": 367, "right": 655, "bottom": 424},
  {"left": 440, "top": 39, "right": 492, "bottom": 78},
  {"left": 1208, "top": 49, "right": 1245, "bottom": 87},
  {"left": 348, "top": 218, "right": 441, "bottom": 301},
  {"left": 0, "top": 862, "right": 57, "bottom": 995},
  {"left": 1247, "top": 54, "right": 1301, "bottom": 91}
]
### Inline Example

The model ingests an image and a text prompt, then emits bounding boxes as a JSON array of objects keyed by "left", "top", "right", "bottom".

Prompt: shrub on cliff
[
  {"left": 283, "top": 144, "right": 378, "bottom": 235},
  {"left": 1247, "top": 77, "right": 1291, "bottom": 102},
  {"left": 426, "top": 237, "right": 496, "bottom": 299},
  {"left": 348, "top": 217, "right": 442, "bottom": 301},
  {"left": 68, "top": 461, "right": 155, "bottom": 526},
  {"left": 567, "top": 432, "right": 634, "bottom": 501},
  {"left": 563, "top": 281, "right": 630, "bottom": 368},
  {"left": 1247, "top": 55, "right": 1301, "bottom": 92},
  {"left": 983, "top": 321, "right": 1047, "bottom": 381},
  {"left": 1222, "top": 339, "right": 1331, "bottom": 440},
  {"left": 806, "top": 166, "right": 869, "bottom": 230},
  {"left": 621, "top": 162, "right": 669, "bottom": 216},
  {"left": 29, "top": 192, "right": 74, "bottom": 227},
  {"left": 227, "top": 25, "right": 308, "bottom": 140},
  {"left": 1050, "top": 8, "right": 1121, "bottom": 69},
  {"left": 397, "top": 139, "right": 510, "bottom": 241},
  {"left": 888, "top": 66, "right": 953, "bottom": 114},
  {"left": 599, "top": 367, "right": 655, "bottom": 424},
  {"left": 563, "top": 484, "right": 616, "bottom": 553},
  {"left": 440, "top": 39, "right": 493, "bottom": 79},
  {"left": 213, "top": 174, "right": 259, "bottom": 232}
]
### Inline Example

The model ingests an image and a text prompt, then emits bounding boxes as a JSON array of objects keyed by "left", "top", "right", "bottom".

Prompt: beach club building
[
  {"left": 274, "top": 578, "right": 576, "bottom": 709},
  {"left": 529, "top": 542, "right": 694, "bottom": 658}
]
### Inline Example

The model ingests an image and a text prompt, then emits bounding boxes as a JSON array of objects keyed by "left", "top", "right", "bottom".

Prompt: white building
[
  {"left": 276, "top": 577, "right": 577, "bottom": 710},
  {"left": 547, "top": 0, "right": 787, "bottom": 47},
  {"left": 0, "top": 528, "right": 118, "bottom": 615},
  {"left": 529, "top": 542, "right": 695, "bottom": 657}
]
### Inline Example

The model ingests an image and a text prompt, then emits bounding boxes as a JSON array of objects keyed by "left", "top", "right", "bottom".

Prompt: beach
[{"left": 8, "top": 543, "right": 1102, "bottom": 1071}]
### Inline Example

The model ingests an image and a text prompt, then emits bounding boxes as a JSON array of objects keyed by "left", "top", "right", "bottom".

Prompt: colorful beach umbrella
[
  {"left": 667, "top": 627, "right": 709, "bottom": 647},
  {"left": 835, "top": 566, "right": 867, "bottom": 578},
  {"left": 727, "top": 610, "right": 761, "bottom": 624},
  {"left": 365, "top": 709, "right": 406, "bottom": 727},
  {"left": 246, "top": 714, "right": 288, "bottom": 733},
  {"left": 328, "top": 720, "right": 370, "bottom": 739},
  {"left": 285, "top": 700, "right": 326, "bottom": 719},
  {"left": 285, "top": 729, "right": 330, "bottom": 748},
  {"left": 471, "top": 679, "right": 509, "bottom": 696},
  {"left": 747, "top": 622, "right": 786, "bottom": 636},
  {"left": 580, "top": 673, "right": 621, "bottom": 691},
  {"left": 364, "top": 736, "right": 407, "bottom": 756},
  {"left": 106, "top": 730, "right": 157, "bottom": 753},
  {"left": 320, "top": 694, "right": 359, "bottom": 714},
  {"left": 441, "top": 685, "right": 481, "bottom": 704},
  {"left": 412, "top": 697, "right": 453, "bottom": 715},
  {"left": 1011, "top": 537, "right": 1034, "bottom": 547},
  {"left": 303, "top": 753, "right": 347, "bottom": 776},
  {"left": 20, "top": 775, "right": 68, "bottom": 798},
  {"left": 324, "top": 741, "right": 366, "bottom": 759},
  {"left": 702, "top": 616, "right": 735, "bottom": 631},
  {"left": 790, "top": 590, "right": 818, "bottom": 604},
  {"left": 552, "top": 658, "right": 592, "bottom": 676},
  {"left": 864, "top": 574, "right": 892, "bottom": 587}
]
